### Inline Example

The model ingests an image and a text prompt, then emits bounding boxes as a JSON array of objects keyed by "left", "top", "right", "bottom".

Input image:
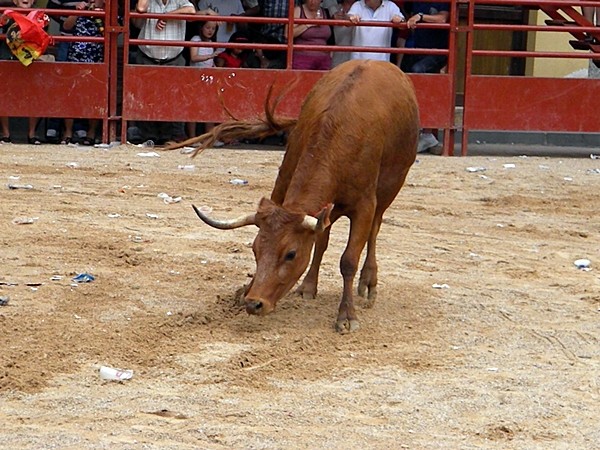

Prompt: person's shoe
[
  {"left": 45, "top": 129, "right": 60, "bottom": 144},
  {"left": 127, "top": 126, "right": 144, "bottom": 145},
  {"left": 0, "top": 135, "right": 11, "bottom": 144},
  {"left": 417, "top": 132, "right": 439, "bottom": 153}
]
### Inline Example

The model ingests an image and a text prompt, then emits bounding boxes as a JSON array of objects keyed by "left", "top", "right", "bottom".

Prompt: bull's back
[{"left": 274, "top": 60, "right": 419, "bottom": 205}]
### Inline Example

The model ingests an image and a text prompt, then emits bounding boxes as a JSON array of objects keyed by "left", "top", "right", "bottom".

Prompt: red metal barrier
[
  {"left": 461, "top": 0, "right": 600, "bottom": 155},
  {"left": 122, "top": 0, "right": 457, "bottom": 152},
  {"left": 3, "top": 0, "right": 599, "bottom": 154},
  {"left": 0, "top": 4, "right": 120, "bottom": 143}
]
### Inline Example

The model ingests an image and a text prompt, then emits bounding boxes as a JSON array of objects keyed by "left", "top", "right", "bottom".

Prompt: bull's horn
[
  {"left": 301, "top": 203, "right": 334, "bottom": 232},
  {"left": 192, "top": 204, "right": 256, "bottom": 230}
]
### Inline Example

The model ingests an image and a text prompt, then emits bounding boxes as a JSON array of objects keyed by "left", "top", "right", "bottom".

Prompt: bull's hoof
[
  {"left": 335, "top": 319, "right": 360, "bottom": 333},
  {"left": 357, "top": 282, "right": 367, "bottom": 298},
  {"left": 357, "top": 283, "right": 377, "bottom": 307},
  {"left": 295, "top": 284, "right": 316, "bottom": 300}
]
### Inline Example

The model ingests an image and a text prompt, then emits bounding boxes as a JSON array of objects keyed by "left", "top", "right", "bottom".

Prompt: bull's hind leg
[
  {"left": 296, "top": 227, "right": 331, "bottom": 299},
  {"left": 357, "top": 214, "right": 382, "bottom": 308}
]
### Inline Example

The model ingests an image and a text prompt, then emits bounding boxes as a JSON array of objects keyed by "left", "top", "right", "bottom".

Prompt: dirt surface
[{"left": 0, "top": 143, "right": 599, "bottom": 449}]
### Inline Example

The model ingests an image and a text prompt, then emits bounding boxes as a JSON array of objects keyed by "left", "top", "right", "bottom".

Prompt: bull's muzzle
[{"left": 245, "top": 299, "right": 274, "bottom": 316}]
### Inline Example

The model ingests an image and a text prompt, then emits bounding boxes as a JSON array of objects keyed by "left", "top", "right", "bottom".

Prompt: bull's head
[{"left": 193, "top": 198, "right": 332, "bottom": 315}]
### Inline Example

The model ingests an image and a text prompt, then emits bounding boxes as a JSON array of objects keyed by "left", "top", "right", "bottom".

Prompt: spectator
[
  {"left": 196, "top": 0, "right": 245, "bottom": 46},
  {"left": 256, "top": 0, "right": 288, "bottom": 68},
  {"left": 285, "top": 0, "right": 332, "bottom": 70},
  {"left": 62, "top": 0, "right": 105, "bottom": 145},
  {"left": 133, "top": 0, "right": 195, "bottom": 145},
  {"left": 214, "top": 30, "right": 251, "bottom": 67},
  {"left": 0, "top": 0, "right": 44, "bottom": 145},
  {"left": 187, "top": 20, "right": 218, "bottom": 139},
  {"left": 46, "top": 0, "right": 83, "bottom": 144},
  {"left": 401, "top": 2, "right": 449, "bottom": 74},
  {"left": 323, "top": 0, "right": 356, "bottom": 67},
  {"left": 401, "top": 1, "right": 449, "bottom": 153},
  {"left": 347, "top": 0, "right": 404, "bottom": 62}
]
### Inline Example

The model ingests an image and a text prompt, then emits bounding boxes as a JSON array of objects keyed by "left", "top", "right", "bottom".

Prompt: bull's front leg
[
  {"left": 296, "top": 227, "right": 331, "bottom": 299},
  {"left": 335, "top": 213, "right": 372, "bottom": 333}
]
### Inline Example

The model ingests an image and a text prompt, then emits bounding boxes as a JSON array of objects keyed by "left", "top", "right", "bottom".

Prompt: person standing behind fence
[
  {"left": 400, "top": 2, "right": 448, "bottom": 74},
  {"left": 196, "top": 0, "right": 245, "bottom": 47},
  {"left": 285, "top": 0, "right": 332, "bottom": 70},
  {"left": 61, "top": 0, "right": 104, "bottom": 146},
  {"left": 46, "top": 0, "right": 82, "bottom": 144},
  {"left": 347, "top": 0, "right": 404, "bottom": 62},
  {"left": 401, "top": 1, "right": 448, "bottom": 153},
  {"left": 133, "top": 0, "right": 195, "bottom": 145},
  {"left": 187, "top": 20, "right": 218, "bottom": 139},
  {"left": 322, "top": 0, "right": 356, "bottom": 67},
  {"left": 0, "top": 0, "right": 45, "bottom": 145}
]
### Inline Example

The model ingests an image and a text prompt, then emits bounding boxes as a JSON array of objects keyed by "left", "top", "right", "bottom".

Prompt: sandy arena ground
[{"left": 0, "top": 142, "right": 599, "bottom": 449}]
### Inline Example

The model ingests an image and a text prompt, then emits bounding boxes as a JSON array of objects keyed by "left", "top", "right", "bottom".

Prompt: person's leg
[
  {"left": 63, "top": 119, "right": 74, "bottom": 144},
  {"left": 27, "top": 118, "right": 42, "bottom": 144},
  {"left": 410, "top": 55, "right": 447, "bottom": 74},
  {"left": 1, "top": 117, "right": 10, "bottom": 140},
  {"left": 46, "top": 42, "right": 71, "bottom": 143}
]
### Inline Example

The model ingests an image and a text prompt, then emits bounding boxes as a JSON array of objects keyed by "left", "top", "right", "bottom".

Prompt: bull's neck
[{"left": 281, "top": 165, "right": 334, "bottom": 215}]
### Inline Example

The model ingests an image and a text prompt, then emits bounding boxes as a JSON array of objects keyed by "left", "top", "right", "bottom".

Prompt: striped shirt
[{"left": 138, "top": 0, "right": 195, "bottom": 60}]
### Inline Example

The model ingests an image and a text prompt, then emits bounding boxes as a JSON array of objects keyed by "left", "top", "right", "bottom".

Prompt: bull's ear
[
  {"left": 315, "top": 203, "right": 334, "bottom": 232},
  {"left": 257, "top": 197, "right": 276, "bottom": 213}
]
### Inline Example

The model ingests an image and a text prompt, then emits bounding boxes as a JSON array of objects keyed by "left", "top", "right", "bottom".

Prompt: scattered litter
[
  {"left": 177, "top": 164, "right": 195, "bottom": 171},
  {"left": 486, "top": 367, "right": 499, "bottom": 372},
  {"left": 432, "top": 283, "right": 450, "bottom": 289},
  {"left": 99, "top": 365, "right": 133, "bottom": 381},
  {"left": 8, "top": 184, "right": 33, "bottom": 190},
  {"left": 230, "top": 178, "right": 248, "bottom": 185},
  {"left": 66, "top": 162, "right": 79, "bottom": 169},
  {"left": 12, "top": 216, "right": 38, "bottom": 225},
  {"left": 574, "top": 259, "right": 591, "bottom": 271},
  {"left": 130, "top": 235, "right": 143, "bottom": 243},
  {"left": 139, "top": 140, "right": 155, "bottom": 149},
  {"left": 94, "top": 141, "right": 120, "bottom": 149},
  {"left": 9, "top": 175, "right": 20, "bottom": 180},
  {"left": 538, "top": 165, "right": 550, "bottom": 170},
  {"left": 591, "top": 154, "right": 599, "bottom": 160},
  {"left": 72, "top": 273, "right": 95, "bottom": 283},
  {"left": 158, "top": 192, "right": 182, "bottom": 204},
  {"left": 0, "top": 296, "right": 9, "bottom": 306},
  {"left": 50, "top": 275, "right": 63, "bottom": 281},
  {"left": 107, "top": 213, "right": 121, "bottom": 218},
  {"left": 146, "top": 409, "right": 188, "bottom": 419},
  {"left": 503, "top": 163, "right": 516, "bottom": 169},
  {"left": 136, "top": 151, "right": 160, "bottom": 158},
  {"left": 587, "top": 168, "right": 600, "bottom": 174},
  {"left": 466, "top": 166, "right": 486, "bottom": 173},
  {"left": 563, "top": 177, "right": 573, "bottom": 182},
  {"left": 146, "top": 213, "right": 159, "bottom": 219},
  {"left": 180, "top": 147, "right": 196, "bottom": 154}
]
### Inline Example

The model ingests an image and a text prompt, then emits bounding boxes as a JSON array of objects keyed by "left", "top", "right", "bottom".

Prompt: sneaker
[
  {"left": 46, "top": 129, "right": 60, "bottom": 144},
  {"left": 417, "top": 132, "right": 439, "bottom": 153}
]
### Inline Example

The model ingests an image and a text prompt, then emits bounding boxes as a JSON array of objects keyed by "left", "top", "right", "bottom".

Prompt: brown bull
[{"left": 179, "top": 60, "right": 419, "bottom": 332}]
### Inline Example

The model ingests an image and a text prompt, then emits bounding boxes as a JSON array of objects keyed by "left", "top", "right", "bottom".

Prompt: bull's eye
[{"left": 284, "top": 250, "right": 296, "bottom": 261}]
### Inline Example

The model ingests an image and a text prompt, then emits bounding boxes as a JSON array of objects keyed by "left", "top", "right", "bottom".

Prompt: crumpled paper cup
[{"left": 99, "top": 365, "right": 133, "bottom": 381}]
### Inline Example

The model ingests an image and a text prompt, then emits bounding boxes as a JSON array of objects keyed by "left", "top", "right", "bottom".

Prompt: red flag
[{"left": 0, "top": 9, "right": 51, "bottom": 66}]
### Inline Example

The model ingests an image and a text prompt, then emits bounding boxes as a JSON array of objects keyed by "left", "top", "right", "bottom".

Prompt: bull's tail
[{"left": 164, "top": 84, "right": 298, "bottom": 157}]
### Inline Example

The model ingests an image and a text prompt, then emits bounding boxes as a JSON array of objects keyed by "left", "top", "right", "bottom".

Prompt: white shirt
[
  {"left": 348, "top": 0, "right": 403, "bottom": 61},
  {"left": 190, "top": 35, "right": 216, "bottom": 67}
]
